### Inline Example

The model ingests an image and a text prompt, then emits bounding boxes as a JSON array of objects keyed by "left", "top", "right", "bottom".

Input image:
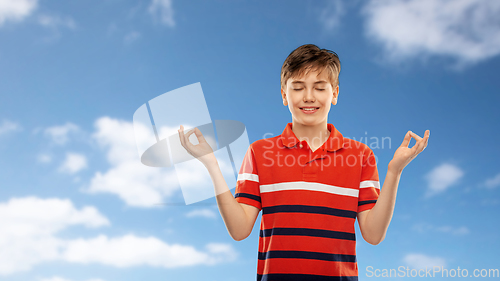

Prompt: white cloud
[
  {"left": 363, "top": 0, "right": 500, "bottom": 67},
  {"left": 44, "top": 122, "right": 80, "bottom": 145},
  {"left": 0, "top": 196, "right": 237, "bottom": 275},
  {"left": 318, "top": 0, "right": 345, "bottom": 31},
  {"left": 484, "top": 173, "right": 500, "bottom": 189},
  {"left": 63, "top": 235, "right": 237, "bottom": 268},
  {"left": 205, "top": 243, "right": 239, "bottom": 263},
  {"left": 40, "top": 277, "right": 106, "bottom": 281},
  {"left": 403, "top": 253, "right": 446, "bottom": 270},
  {"left": 58, "top": 152, "right": 88, "bottom": 174},
  {"left": 0, "top": 197, "right": 109, "bottom": 275},
  {"left": 412, "top": 223, "right": 469, "bottom": 235},
  {"left": 149, "top": 0, "right": 175, "bottom": 27},
  {"left": 186, "top": 208, "right": 217, "bottom": 219},
  {"left": 87, "top": 116, "right": 236, "bottom": 207},
  {"left": 93, "top": 117, "right": 142, "bottom": 165},
  {"left": 424, "top": 163, "right": 464, "bottom": 197},
  {"left": 0, "top": 0, "right": 38, "bottom": 26},
  {"left": 87, "top": 117, "right": 179, "bottom": 207},
  {"left": 0, "top": 119, "right": 21, "bottom": 135},
  {"left": 124, "top": 31, "right": 140, "bottom": 44},
  {"left": 0, "top": 197, "right": 109, "bottom": 239},
  {"left": 87, "top": 161, "right": 176, "bottom": 207},
  {"left": 157, "top": 124, "right": 182, "bottom": 141},
  {"left": 38, "top": 14, "right": 76, "bottom": 29}
]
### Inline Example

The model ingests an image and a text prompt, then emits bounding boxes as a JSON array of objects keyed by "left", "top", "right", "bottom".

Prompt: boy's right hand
[{"left": 178, "top": 125, "right": 217, "bottom": 167}]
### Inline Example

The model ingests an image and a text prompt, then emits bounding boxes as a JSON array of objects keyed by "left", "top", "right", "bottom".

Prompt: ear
[
  {"left": 281, "top": 88, "right": 288, "bottom": 106},
  {"left": 332, "top": 84, "right": 339, "bottom": 105}
]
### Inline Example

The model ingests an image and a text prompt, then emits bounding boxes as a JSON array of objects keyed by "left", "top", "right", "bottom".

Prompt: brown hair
[{"left": 280, "top": 44, "right": 341, "bottom": 90}]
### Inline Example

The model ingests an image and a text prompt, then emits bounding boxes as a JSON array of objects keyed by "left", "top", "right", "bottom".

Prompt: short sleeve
[
  {"left": 234, "top": 145, "right": 262, "bottom": 210},
  {"left": 358, "top": 148, "right": 380, "bottom": 213}
]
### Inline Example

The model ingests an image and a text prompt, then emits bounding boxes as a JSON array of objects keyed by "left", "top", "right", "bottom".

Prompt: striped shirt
[{"left": 235, "top": 123, "right": 380, "bottom": 281}]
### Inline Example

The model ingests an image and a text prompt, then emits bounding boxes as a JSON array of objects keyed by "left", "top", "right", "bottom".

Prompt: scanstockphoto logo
[
  {"left": 366, "top": 266, "right": 500, "bottom": 278},
  {"left": 132, "top": 82, "right": 250, "bottom": 205}
]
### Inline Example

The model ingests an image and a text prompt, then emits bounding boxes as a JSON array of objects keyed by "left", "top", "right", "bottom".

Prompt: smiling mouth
[{"left": 300, "top": 107, "right": 319, "bottom": 111}]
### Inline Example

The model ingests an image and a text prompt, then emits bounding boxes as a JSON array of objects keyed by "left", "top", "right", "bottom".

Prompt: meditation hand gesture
[
  {"left": 388, "top": 130, "right": 430, "bottom": 174},
  {"left": 178, "top": 125, "right": 217, "bottom": 167}
]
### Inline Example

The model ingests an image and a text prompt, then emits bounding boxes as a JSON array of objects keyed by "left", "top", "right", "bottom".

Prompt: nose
[{"left": 303, "top": 88, "right": 316, "bottom": 102}]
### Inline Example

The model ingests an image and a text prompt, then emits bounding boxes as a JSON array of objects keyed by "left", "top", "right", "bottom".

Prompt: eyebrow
[{"left": 291, "top": 80, "right": 328, "bottom": 84}]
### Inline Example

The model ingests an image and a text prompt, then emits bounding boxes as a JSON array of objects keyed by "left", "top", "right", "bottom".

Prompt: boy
[{"left": 178, "top": 44, "right": 430, "bottom": 281}]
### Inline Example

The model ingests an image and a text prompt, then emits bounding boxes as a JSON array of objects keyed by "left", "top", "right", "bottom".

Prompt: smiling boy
[{"left": 178, "top": 44, "right": 430, "bottom": 281}]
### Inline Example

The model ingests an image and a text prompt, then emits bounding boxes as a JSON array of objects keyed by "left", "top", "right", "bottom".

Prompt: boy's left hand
[{"left": 388, "top": 130, "right": 430, "bottom": 174}]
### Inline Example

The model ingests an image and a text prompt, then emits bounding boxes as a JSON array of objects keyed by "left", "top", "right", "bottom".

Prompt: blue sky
[{"left": 1, "top": 0, "right": 500, "bottom": 280}]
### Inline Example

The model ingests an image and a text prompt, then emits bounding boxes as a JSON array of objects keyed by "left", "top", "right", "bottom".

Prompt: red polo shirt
[{"left": 235, "top": 123, "right": 380, "bottom": 281}]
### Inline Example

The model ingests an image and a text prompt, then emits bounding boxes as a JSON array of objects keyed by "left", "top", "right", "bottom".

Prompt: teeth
[{"left": 302, "top": 108, "right": 318, "bottom": 111}]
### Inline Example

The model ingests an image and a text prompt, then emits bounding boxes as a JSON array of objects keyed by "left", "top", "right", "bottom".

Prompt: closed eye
[{"left": 293, "top": 88, "right": 325, "bottom": 91}]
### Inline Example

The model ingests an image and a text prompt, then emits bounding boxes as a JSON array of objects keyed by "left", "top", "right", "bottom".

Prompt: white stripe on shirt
[
  {"left": 260, "top": 181, "right": 359, "bottom": 198},
  {"left": 237, "top": 173, "right": 259, "bottom": 182},
  {"left": 359, "top": 180, "right": 380, "bottom": 189}
]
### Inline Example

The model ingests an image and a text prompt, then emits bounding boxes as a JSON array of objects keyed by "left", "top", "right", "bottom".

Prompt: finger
[
  {"left": 407, "top": 131, "right": 424, "bottom": 153},
  {"left": 412, "top": 131, "right": 430, "bottom": 154},
  {"left": 412, "top": 138, "right": 426, "bottom": 154},
  {"left": 179, "top": 125, "right": 192, "bottom": 150},
  {"left": 401, "top": 131, "right": 412, "bottom": 147},
  {"left": 422, "top": 130, "right": 430, "bottom": 151},
  {"left": 178, "top": 126, "right": 187, "bottom": 148},
  {"left": 409, "top": 131, "right": 423, "bottom": 142},
  {"left": 185, "top": 128, "right": 196, "bottom": 139},
  {"left": 182, "top": 127, "right": 201, "bottom": 150},
  {"left": 194, "top": 127, "right": 207, "bottom": 143}
]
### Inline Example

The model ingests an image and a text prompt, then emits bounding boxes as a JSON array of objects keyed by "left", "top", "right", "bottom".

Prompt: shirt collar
[{"left": 280, "top": 122, "right": 344, "bottom": 152}]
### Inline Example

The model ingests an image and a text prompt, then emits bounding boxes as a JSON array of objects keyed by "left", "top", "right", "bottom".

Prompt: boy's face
[{"left": 281, "top": 68, "right": 339, "bottom": 127}]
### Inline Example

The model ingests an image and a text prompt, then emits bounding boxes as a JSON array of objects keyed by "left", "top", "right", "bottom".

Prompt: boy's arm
[
  {"left": 357, "top": 130, "right": 430, "bottom": 245},
  {"left": 205, "top": 160, "right": 260, "bottom": 241},
  {"left": 357, "top": 169, "right": 401, "bottom": 245},
  {"left": 178, "top": 125, "right": 260, "bottom": 241}
]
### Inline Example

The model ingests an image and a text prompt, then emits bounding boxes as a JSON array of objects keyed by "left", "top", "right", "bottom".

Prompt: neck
[{"left": 291, "top": 120, "right": 330, "bottom": 148}]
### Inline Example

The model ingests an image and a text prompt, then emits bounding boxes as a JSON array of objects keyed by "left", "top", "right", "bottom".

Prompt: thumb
[{"left": 401, "top": 131, "right": 412, "bottom": 147}]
